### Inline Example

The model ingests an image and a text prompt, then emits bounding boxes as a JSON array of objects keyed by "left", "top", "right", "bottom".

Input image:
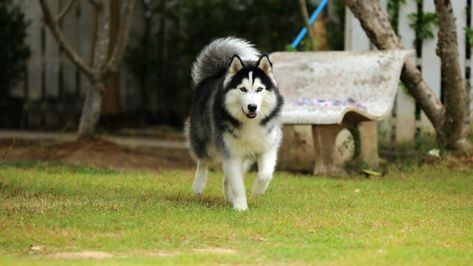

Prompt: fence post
[
  {"left": 396, "top": 0, "right": 417, "bottom": 144},
  {"left": 419, "top": 0, "right": 440, "bottom": 134}
]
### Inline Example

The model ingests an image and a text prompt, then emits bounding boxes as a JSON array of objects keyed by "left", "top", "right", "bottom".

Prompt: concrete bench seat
[{"left": 270, "top": 50, "right": 415, "bottom": 175}]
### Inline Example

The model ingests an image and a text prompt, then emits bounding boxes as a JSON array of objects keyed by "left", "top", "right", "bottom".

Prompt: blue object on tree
[{"left": 291, "top": 0, "right": 329, "bottom": 49}]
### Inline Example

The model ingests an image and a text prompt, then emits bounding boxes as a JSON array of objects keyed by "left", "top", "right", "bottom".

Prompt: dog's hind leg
[
  {"left": 253, "top": 148, "right": 277, "bottom": 197},
  {"left": 192, "top": 160, "right": 208, "bottom": 195},
  {"left": 222, "top": 158, "right": 248, "bottom": 211}
]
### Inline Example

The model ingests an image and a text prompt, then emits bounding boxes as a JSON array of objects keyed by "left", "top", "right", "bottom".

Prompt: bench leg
[
  {"left": 312, "top": 125, "right": 345, "bottom": 176},
  {"left": 358, "top": 121, "right": 379, "bottom": 168}
]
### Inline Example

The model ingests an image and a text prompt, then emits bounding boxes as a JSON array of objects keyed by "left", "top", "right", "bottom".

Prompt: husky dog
[{"left": 185, "top": 37, "right": 284, "bottom": 211}]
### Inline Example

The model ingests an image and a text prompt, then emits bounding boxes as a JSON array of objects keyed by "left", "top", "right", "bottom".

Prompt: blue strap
[{"left": 291, "top": 0, "right": 329, "bottom": 49}]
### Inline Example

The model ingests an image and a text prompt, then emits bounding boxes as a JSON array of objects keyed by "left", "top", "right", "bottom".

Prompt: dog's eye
[
  {"left": 239, "top": 87, "right": 248, "bottom": 92},
  {"left": 256, "top": 87, "right": 263, "bottom": 92}
]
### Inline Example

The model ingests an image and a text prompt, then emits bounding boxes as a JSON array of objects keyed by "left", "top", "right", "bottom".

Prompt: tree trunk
[
  {"left": 78, "top": 81, "right": 105, "bottom": 138},
  {"left": 77, "top": 2, "right": 110, "bottom": 139},
  {"left": 345, "top": 0, "right": 446, "bottom": 139},
  {"left": 298, "top": 0, "right": 316, "bottom": 50},
  {"left": 313, "top": 10, "right": 328, "bottom": 50},
  {"left": 434, "top": 0, "right": 471, "bottom": 152}
]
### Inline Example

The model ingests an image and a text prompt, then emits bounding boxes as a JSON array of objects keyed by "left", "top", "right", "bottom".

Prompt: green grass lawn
[{"left": 0, "top": 161, "right": 472, "bottom": 265}]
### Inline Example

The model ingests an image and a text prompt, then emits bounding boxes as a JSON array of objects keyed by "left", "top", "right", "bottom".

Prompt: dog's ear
[
  {"left": 228, "top": 55, "right": 244, "bottom": 76},
  {"left": 257, "top": 55, "right": 272, "bottom": 75}
]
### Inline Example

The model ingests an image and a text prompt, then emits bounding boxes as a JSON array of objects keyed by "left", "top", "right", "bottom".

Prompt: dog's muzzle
[{"left": 246, "top": 104, "right": 257, "bottom": 119}]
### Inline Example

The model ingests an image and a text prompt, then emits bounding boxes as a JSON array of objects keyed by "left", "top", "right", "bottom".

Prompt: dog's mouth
[
  {"left": 246, "top": 112, "right": 257, "bottom": 119},
  {"left": 243, "top": 108, "right": 257, "bottom": 119}
]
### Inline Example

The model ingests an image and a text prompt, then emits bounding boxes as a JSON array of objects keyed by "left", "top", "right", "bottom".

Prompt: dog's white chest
[{"left": 224, "top": 121, "right": 275, "bottom": 157}]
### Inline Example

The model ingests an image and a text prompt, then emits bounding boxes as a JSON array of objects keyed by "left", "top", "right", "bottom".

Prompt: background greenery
[
  {"left": 125, "top": 0, "right": 302, "bottom": 126},
  {"left": 125, "top": 0, "right": 346, "bottom": 127},
  {"left": 0, "top": 0, "right": 30, "bottom": 97}
]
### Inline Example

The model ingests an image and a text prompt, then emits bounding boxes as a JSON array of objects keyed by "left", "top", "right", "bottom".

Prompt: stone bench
[{"left": 269, "top": 50, "right": 415, "bottom": 175}]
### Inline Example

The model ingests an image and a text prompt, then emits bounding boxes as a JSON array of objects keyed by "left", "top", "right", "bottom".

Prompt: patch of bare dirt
[
  {"left": 193, "top": 247, "right": 237, "bottom": 254},
  {"left": 422, "top": 154, "right": 473, "bottom": 171},
  {"left": 136, "top": 247, "right": 237, "bottom": 257},
  {"left": 442, "top": 155, "right": 473, "bottom": 170},
  {"left": 143, "top": 251, "right": 182, "bottom": 257},
  {"left": 50, "top": 251, "right": 113, "bottom": 259},
  {"left": 47, "top": 248, "right": 236, "bottom": 260},
  {"left": 0, "top": 138, "right": 193, "bottom": 171}
]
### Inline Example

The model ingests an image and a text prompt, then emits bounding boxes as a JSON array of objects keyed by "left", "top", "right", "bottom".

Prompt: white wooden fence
[
  {"left": 11, "top": 0, "right": 141, "bottom": 128},
  {"left": 345, "top": 0, "right": 473, "bottom": 144}
]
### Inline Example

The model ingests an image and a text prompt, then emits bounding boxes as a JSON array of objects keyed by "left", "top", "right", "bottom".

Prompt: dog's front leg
[
  {"left": 222, "top": 158, "right": 248, "bottom": 211},
  {"left": 253, "top": 148, "right": 277, "bottom": 197}
]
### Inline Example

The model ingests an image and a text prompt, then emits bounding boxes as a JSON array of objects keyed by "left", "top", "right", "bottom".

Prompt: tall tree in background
[
  {"left": 38, "top": 0, "right": 136, "bottom": 139},
  {"left": 298, "top": 0, "right": 329, "bottom": 50},
  {"left": 434, "top": 0, "right": 469, "bottom": 151},
  {"left": 345, "top": 0, "right": 471, "bottom": 153},
  {"left": 298, "top": 0, "right": 317, "bottom": 50}
]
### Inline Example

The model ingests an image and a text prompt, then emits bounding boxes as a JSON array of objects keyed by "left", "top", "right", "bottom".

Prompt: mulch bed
[{"left": 0, "top": 138, "right": 194, "bottom": 171}]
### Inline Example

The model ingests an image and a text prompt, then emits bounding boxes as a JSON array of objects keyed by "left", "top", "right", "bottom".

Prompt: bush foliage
[
  {"left": 0, "top": 0, "right": 30, "bottom": 97},
  {"left": 125, "top": 0, "right": 300, "bottom": 126}
]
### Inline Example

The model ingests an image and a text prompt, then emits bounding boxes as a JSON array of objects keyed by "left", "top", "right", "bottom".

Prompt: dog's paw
[
  {"left": 232, "top": 198, "right": 248, "bottom": 211},
  {"left": 192, "top": 182, "right": 206, "bottom": 195},
  {"left": 233, "top": 203, "right": 248, "bottom": 211},
  {"left": 252, "top": 179, "right": 269, "bottom": 197}
]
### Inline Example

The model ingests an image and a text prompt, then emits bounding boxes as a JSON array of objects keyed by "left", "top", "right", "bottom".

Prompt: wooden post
[
  {"left": 344, "top": 7, "right": 370, "bottom": 51},
  {"left": 103, "top": 0, "right": 120, "bottom": 115},
  {"left": 420, "top": 0, "right": 440, "bottom": 133},
  {"left": 25, "top": 1, "right": 43, "bottom": 127},
  {"left": 470, "top": 3, "right": 473, "bottom": 122},
  {"left": 396, "top": 0, "right": 417, "bottom": 144}
]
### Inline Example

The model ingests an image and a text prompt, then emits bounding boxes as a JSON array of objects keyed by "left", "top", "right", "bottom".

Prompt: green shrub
[{"left": 0, "top": 0, "right": 30, "bottom": 97}]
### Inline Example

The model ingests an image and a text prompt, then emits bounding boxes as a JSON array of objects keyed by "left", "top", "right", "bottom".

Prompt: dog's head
[{"left": 223, "top": 55, "right": 280, "bottom": 122}]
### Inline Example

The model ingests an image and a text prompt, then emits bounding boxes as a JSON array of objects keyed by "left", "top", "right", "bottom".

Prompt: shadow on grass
[
  {"left": 0, "top": 160, "right": 120, "bottom": 175},
  {"left": 163, "top": 192, "right": 229, "bottom": 210}
]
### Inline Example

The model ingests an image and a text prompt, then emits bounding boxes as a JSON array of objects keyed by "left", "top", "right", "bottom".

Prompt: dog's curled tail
[{"left": 191, "top": 37, "right": 260, "bottom": 86}]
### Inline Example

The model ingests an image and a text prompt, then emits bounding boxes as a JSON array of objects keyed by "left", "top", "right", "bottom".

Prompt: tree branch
[
  {"left": 345, "top": 0, "right": 446, "bottom": 136},
  {"left": 102, "top": 0, "right": 136, "bottom": 77},
  {"left": 90, "top": 4, "right": 100, "bottom": 66},
  {"left": 38, "top": 0, "right": 97, "bottom": 79},
  {"left": 56, "top": 0, "right": 76, "bottom": 23}
]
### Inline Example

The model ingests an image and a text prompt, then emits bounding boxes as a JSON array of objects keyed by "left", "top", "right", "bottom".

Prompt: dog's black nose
[{"left": 248, "top": 104, "right": 257, "bottom": 112}]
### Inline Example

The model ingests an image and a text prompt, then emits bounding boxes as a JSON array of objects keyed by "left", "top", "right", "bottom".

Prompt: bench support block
[
  {"left": 311, "top": 122, "right": 380, "bottom": 176},
  {"left": 312, "top": 125, "right": 345, "bottom": 176},
  {"left": 358, "top": 121, "right": 379, "bottom": 168}
]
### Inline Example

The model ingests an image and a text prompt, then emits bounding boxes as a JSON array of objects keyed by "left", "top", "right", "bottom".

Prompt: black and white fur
[{"left": 185, "top": 37, "right": 284, "bottom": 211}]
